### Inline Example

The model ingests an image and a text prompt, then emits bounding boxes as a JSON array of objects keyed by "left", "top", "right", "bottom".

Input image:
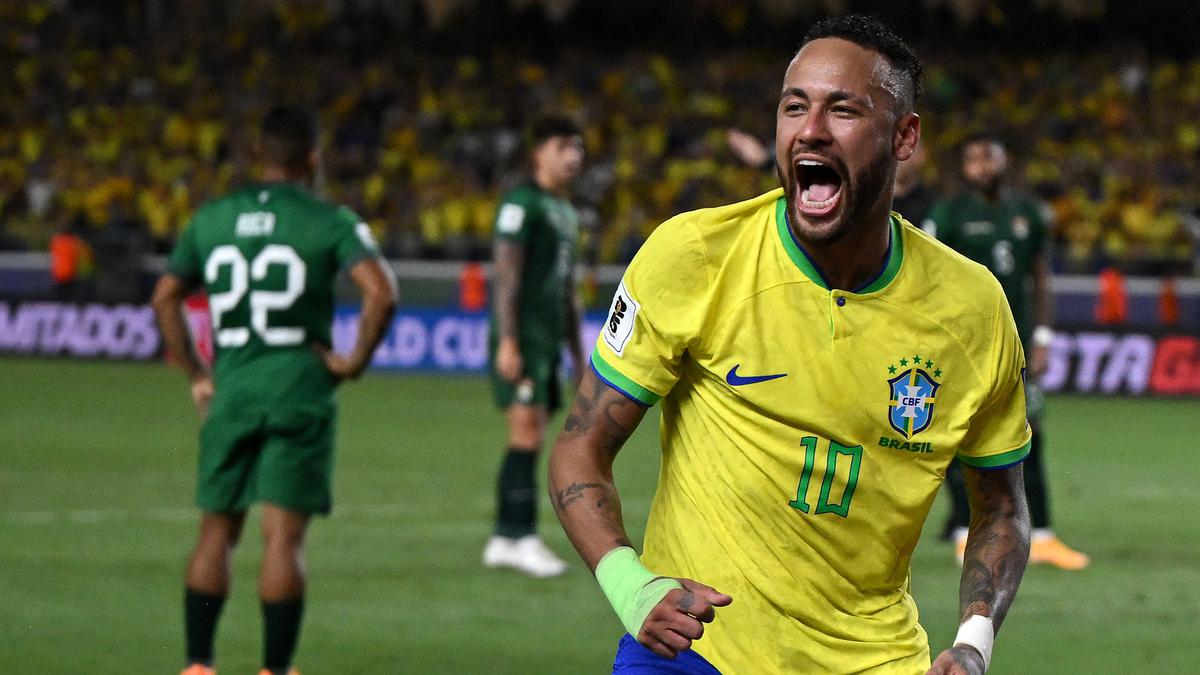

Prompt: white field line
[{"left": 0, "top": 498, "right": 654, "bottom": 526}]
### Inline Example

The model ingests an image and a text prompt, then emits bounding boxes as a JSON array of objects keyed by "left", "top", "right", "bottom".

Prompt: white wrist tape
[
  {"left": 1032, "top": 325, "right": 1054, "bottom": 348},
  {"left": 954, "top": 614, "right": 995, "bottom": 671}
]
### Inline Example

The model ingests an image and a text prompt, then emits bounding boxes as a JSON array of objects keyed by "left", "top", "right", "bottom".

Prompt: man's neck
[
  {"left": 894, "top": 175, "right": 920, "bottom": 199},
  {"left": 795, "top": 210, "right": 893, "bottom": 292},
  {"left": 975, "top": 184, "right": 1002, "bottom": 202},
  {"left": 533, "top": 169, "right": 566, "bottom": 197},
  {"left": 261, "top": 166, "right": 308, "bottom": 185}
]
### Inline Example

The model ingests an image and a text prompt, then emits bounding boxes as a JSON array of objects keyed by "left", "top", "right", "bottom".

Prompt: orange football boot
[{"left": 1029, "top": 536, "right": 1090, "bottom": 570}]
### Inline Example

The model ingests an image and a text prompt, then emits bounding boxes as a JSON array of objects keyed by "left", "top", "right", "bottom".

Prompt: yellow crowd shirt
[{"left": 592, "top": 188, "right": 1031, "bottom": 674}]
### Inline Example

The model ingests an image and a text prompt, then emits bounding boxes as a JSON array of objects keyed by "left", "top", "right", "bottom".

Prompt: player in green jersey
[
  {"left": 483, "top": 116, "right": 585, "bottom": 578},
  {"left": 925, "top": 133, "right": 1090, "bottom": 570},
  {"left": 152, "top": 105, "right": 398, "bottom": 675}
]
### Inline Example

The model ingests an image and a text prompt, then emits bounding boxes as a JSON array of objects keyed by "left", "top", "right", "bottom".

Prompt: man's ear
[{"left": 893, "top": 112, "right": 920, "bottom": 162}]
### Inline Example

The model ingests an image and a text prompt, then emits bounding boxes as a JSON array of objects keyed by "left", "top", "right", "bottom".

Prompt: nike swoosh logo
[{"left": 725, "top": 365, "right": 788, "bottom": 386}]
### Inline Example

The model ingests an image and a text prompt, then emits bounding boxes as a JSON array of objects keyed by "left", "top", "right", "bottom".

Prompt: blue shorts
[{"left": 613, "top": 634, "right": 722, "bottom": 674}]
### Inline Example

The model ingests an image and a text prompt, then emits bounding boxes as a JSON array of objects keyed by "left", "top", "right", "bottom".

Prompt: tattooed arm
[
  {"left": 1029, "top": 250, "right": 1053, "bottom": 376},
  {"left": 562, "top": 263, "right": 585, "bottom": 389},
  {"left": 550, "top": 368, "right": 732, "bottom": 658},
  {"left": 548, "top": 367, "right": 648, "bottom": 567},
  {"left": 492, "top": 239, "right": 525, "bottom": 383},
  {"left": 150, "top": 273, "right": 213, "bottom": 419},
  {"left": 928, "top": 463, "right": 1030, "bottom": 675}
]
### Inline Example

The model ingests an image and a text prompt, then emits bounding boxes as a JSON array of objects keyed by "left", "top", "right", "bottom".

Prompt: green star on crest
[
  {"left": 925, "top": 358, "right": 934, "bottom": 367},
  {"left": 913, "top": 354, "right": 921, "bottom": 363},
  {"left": 888, "top": 365, "right": 897, "bottom": 374},
  {"left": 934, "top": 368, "right": 943, "bottom": 378},
  {"left": 899, "top": 358, "right": 908, "bottom": 366}
]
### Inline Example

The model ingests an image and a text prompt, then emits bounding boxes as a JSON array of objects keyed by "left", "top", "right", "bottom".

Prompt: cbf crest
[{"left": 886, "top": 354, "right": 943, "bottom": 439}]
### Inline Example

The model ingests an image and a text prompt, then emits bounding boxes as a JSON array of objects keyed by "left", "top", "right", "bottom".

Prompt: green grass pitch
[{"left": 1, "top": 358, "right": 1197, "bottom": 673}]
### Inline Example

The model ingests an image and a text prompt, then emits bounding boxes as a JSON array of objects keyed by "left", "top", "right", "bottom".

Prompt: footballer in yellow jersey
[
  {"left": 550, "top": 15, "right": 1031, "bottom": 675},
  {"left": 592, "top": 190, "right": 1027, "bottom": 672}
]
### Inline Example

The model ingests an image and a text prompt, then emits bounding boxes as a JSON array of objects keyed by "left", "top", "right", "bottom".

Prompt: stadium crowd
[{"left": 0, "top": 2, "right": 1196, "bottom": 276}]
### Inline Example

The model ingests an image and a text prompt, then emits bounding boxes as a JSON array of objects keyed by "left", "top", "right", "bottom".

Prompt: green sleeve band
[
  {"left": 590, "top": 349, "right": 662, "bottom": 406},
  {"left": 595, "top": 546, "right": 682, "bottom": 637},
  {"left": 957, "top": 437, "right": 1032, "bottom": 469}
]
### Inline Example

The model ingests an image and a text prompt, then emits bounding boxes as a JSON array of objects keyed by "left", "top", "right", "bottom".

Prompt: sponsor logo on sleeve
[
  {"left": 496, "top": 203, "right": 526, "bottom": 235},
  {"left": 356, "top": 223, "right": 380, "bottom": 251},
  {"left": 603, "top": 281, "right": 639, "bottom": 357}
]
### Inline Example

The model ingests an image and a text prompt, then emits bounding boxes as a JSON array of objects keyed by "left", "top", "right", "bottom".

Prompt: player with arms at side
[
  {"left": 550, "top": 16, "right": 1030, "bottom": 674},
  {"left": 152, "top": 105, "right": 398, "bottom": 675},
  {"left": 483, "top": 116, "right": 586, "bottom": 577},
  {"left": 893, "top": 140, "right": 934, "bottom": 227},
  {"left": 924, "top": 135, "right": 1089, "bottom": 569}
]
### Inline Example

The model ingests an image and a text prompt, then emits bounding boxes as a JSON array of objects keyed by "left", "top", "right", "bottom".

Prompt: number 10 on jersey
[{"left": 788, "top": 436, "right": 863, "bottom": 517}]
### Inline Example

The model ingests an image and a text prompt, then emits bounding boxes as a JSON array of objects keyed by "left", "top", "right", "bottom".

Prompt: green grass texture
[{"left": 1, "top": 358, "right": 1197, "bottom": 673}]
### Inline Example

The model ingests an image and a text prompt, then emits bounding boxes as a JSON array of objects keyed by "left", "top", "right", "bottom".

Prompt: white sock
[
  {"left": 953, "top": 527, "right": 969, "bottom": 544},
  {"left": 1032, "top": 528, "right": 1054, "bottom": 542}
]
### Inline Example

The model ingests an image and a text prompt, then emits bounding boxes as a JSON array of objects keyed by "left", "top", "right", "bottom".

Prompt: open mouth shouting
[{"left": 794, "top": 157, "right": 845, "bottom": 218}]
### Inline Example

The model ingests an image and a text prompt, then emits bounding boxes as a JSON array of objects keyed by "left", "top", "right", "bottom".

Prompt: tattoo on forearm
[
  {"left": 555, "top": 481, "right": 604, "bottom": 511},
  {"left": 553, "top": 480, "right": 632, "bottom": 549},
  {"left": 960, "top": 465, "right": 1030, "bottom": 631},
  {"left": 550, "top": 371, "right": 648, "bottom": 563},
  {"left": 950, "top": 646, "right": 981, "bottom": 671},
  {"left": 493, "top": 241, "right": 524, "bottom": 339},
  {"left": 554, "top": 481, "right": 618, "bottom": 517}
]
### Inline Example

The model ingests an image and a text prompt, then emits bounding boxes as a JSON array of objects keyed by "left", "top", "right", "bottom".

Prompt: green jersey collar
[{"left": 774, "top": 197, "right": 904, "bottom": 294}]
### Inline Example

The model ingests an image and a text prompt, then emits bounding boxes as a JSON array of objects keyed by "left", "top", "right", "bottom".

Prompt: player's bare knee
[
  {"left": 507, "top": 423, "right": 546, "bottom": 450},
  {"left": 508, "top": 433, "right": 544, "bottom": 450},
  {"left": 261, "top": 522, "right": 307, "bottom": 550},
  {"left": 198, "top": 512, "right": 245, "bottom": 549}
]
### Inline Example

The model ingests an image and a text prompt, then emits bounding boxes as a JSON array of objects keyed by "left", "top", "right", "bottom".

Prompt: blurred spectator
[
  {"left": 0, "top": 2, "right": 1195, "bottom": 275},
  {"left": 893, "top": 141, "right": 935, "bottom": 226},
  {"left": 726, "top": 128, "right": 773, "bottom": 171},
  {"left": 49, "top": 213, "right": 93, "bottom": 302},
  {"left": 1095, "top": 267, "right": 1129, "bottom": 324},
  {"left": 91, "top": 199, "right": 152, "bottom": 303}
]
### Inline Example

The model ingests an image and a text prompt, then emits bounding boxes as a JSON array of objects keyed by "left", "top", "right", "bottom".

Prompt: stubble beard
[{"left": 779, "top": 147, "right": 895, "bottom": 247}]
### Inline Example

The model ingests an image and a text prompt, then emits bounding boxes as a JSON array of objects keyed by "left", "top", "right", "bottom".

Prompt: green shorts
[
  {"left": 197, "top": 408, "right": 336, "bottom": 515},
  {"left": 490, "top": 350, "right": 563, "bottom": 412}
]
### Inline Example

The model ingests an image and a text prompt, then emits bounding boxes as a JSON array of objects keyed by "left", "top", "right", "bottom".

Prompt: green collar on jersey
[{"left": 774, "top": 197, "right": 904, "bottom": 294}]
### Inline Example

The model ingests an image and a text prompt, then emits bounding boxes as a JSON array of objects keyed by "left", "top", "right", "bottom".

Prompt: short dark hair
[
  {"left": 260, "top": 104, "right": 317, "bottom": 171},
  {"left": 960, "top": 132, "right": 1007, "bottom": 154},
  {"left": 800, "top": 15, "right": 923, "bottom": 111},
  {"left": 529, "top": 115, "right": 582, "bottom": 149}
]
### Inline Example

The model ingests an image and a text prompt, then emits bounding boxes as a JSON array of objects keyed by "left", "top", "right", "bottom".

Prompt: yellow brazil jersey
[{"left": 592, "top": 188, "right": 1031, "bottom": 674}]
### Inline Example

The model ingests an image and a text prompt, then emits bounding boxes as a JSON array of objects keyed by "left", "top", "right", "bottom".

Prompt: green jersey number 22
[{"left": 205, "top": 244, "right": 306, "bottom": 348}]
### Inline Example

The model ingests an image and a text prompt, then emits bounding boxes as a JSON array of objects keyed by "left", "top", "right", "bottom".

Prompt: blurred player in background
[
  {"left": 726, "top": 127, "right": 774, "bottom": 171},
  {"left": 552, "top": 16, "right": 1030, "bottom": 674},
  {"left": 151, "top": 104, "right": 398, "bottom": 675},
  {"left": 924, "top": 134, "right": 1090, "bottom": 570},
  {"left": 893, "top": 140, "right": 934, "bottom": 226},
  {"left": 483, "top": 116, "right": 586, "bottom": 578}
]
